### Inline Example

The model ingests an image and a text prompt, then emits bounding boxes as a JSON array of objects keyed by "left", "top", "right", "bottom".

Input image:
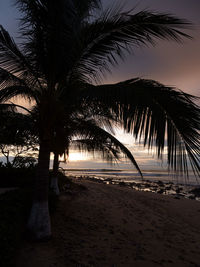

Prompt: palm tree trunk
[
  {"left": 27, "top": 139, "right": 51, "bottom": 240},
  {"left": 50, "top": 151, "right": 60, "bottom": 195}
]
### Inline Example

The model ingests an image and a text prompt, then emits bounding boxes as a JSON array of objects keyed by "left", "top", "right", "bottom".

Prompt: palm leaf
[
  {"left": 84, "top": 78, "right": 200, "bottom": 176},
  {"left": 71, "top": 9, "right": 192, "bottom": 81},
  {"left": 0, "top": 85, "right": 38, "bottom": 103},
  {"left": 0, "top": 67, "right": 39, "bottom": 100},
  {"left": 0, "top": 102, "right": 32, "bottom": 115},
  {"left": 70, "top": 118, "right": 142, "bottom": 177},
  {"left": 0, "top": 26, "right": 42, "bottom": 88}
]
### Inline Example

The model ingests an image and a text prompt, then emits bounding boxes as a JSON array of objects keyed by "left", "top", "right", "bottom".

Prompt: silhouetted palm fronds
[{"left": 85, "top": 78, "right": 200, "bottom": 176}]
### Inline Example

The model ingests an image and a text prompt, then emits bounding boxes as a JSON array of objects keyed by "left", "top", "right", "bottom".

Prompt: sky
[
  {"left": 0, "top": 0, "right": 199, "bottom": 170},
  {"left": 101, "top": 0, "right": 200, "bottom": 97}
]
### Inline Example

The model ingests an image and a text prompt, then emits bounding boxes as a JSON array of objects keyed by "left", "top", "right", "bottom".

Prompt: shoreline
[{"left": 66, "top": 175, "right": 200, "bottom": 201}]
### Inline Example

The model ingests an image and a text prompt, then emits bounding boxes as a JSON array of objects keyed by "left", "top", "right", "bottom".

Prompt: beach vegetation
[{"left": 0, "top": 109, "right": 38, "bottom": 166}]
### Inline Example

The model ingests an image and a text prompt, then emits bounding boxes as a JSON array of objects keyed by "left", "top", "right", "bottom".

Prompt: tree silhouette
[
  {"left": 0, "top": 107, "right": 38, "bottom": 165},
  {"left": 0, "top": 0, "right": 199, "bottom": 239},
  {"left": 50, "top": 114, "right": 143, "bottom": 195}
]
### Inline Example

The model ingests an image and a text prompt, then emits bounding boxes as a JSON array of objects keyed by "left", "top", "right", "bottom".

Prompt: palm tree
[
  {"left": 0, "top": 0, "right": 199, "bottom": 240},
  {"left": 50, "top": 115, "right": 143, "bottom": 195}
]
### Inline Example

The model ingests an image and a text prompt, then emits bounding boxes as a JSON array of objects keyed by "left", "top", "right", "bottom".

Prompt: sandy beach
[{"left": 16, "top": 178, "right": 200, "bottom": 267}]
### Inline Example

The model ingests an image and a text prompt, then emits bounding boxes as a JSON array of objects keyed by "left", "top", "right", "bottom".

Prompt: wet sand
[{"left": 17, "top": 178, "right": 200, "bottom": 266}]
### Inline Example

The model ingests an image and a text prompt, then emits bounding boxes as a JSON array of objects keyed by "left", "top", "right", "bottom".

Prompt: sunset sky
[{"left": 0, "top": 0, "right": 199, "bottom": 170}]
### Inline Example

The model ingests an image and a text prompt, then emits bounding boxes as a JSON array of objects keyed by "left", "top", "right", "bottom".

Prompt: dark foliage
[
  {"left": 0, "top": 164, "right": 36, "bottom": 187},
  {"left": 0, "top": 189, "right": 32, "bottom": 267}
]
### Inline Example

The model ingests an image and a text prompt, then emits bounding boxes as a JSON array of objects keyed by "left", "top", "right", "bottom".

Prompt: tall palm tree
[{"left": 0, "top": 0, "right": 199, "bottom": 240}]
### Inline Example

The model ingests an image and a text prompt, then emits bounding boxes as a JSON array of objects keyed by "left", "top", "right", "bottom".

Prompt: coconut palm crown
[{"left": 0, "top": 0, "right": 199, "bottom": 239}]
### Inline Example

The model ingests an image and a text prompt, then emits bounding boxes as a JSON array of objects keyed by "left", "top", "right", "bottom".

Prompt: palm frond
[
  {"left": 72, "top": 138, "right": 120, "bottom": 164},
  {"left": 0, "top": 26, "right": 42, "bottom": 89},
  {"left": 0, "top": 66, "right": 38, "bottom": 103},
  {"left": 70, "top": 118, "right": 142, "bottom": 177},
  {"left": 0, "top": 102, "right": 32, "bottom": 115},
  {"left": 0, "top": 85, "right": 38, "bottom": 103},
  {"left": 85, "top": 79, "right": 200, "bottom": 176},
  {"left": 0, "top": 66, "right": 36, "bottom": 94},
  {"left": 71, "top": 9, "right": 191, "bottom": 81}
]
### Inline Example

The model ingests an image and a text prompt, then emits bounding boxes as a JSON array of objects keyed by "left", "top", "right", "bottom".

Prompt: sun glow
[{"left": 67, "top": 152, "right": 88, "bottom": 162}]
